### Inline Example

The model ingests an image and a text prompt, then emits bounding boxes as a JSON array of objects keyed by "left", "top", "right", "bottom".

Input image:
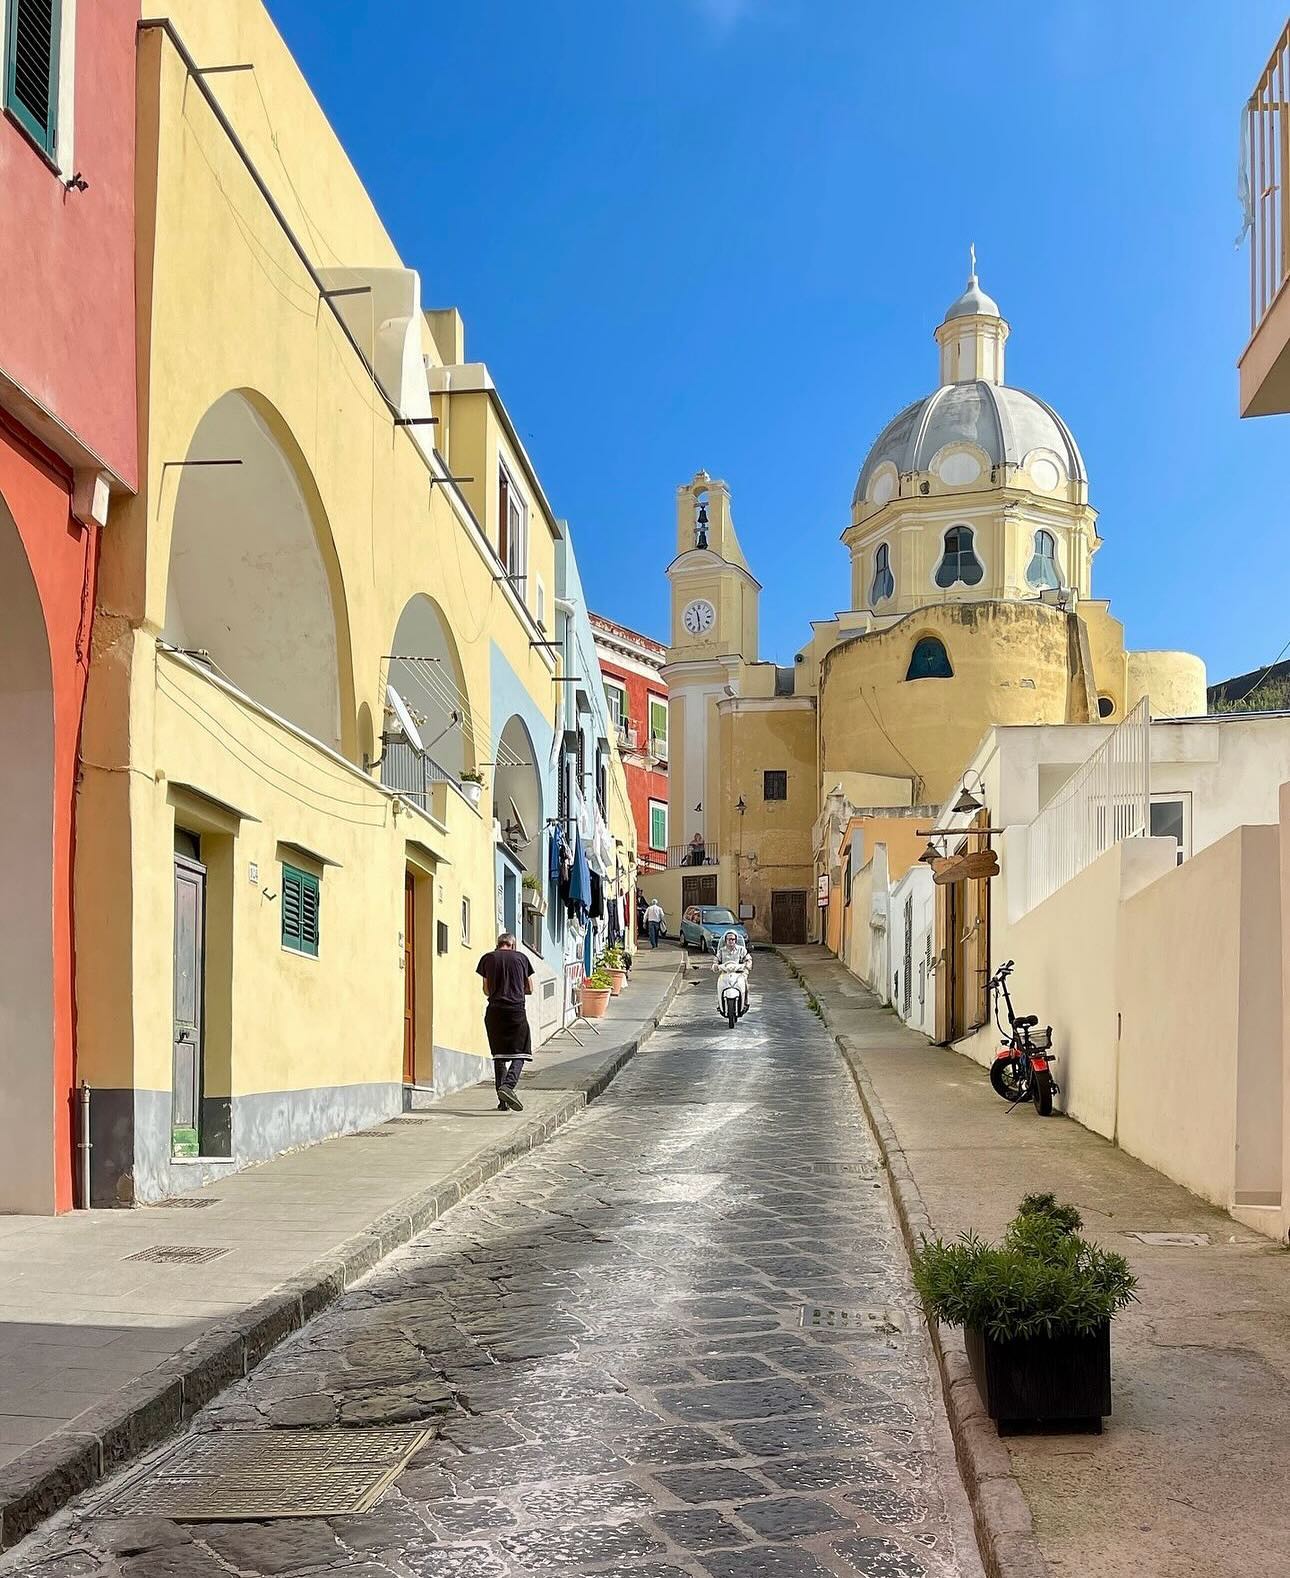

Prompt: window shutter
[
  {"left": 300, "top": 872, "right": 320, "bottom": 956},
  {"left": 5, "top": 0, "right": 61, "bottom": 157},
  {"left": 281, "top": 864, "right": 320, "bottom": 957},
  {"left": 281, "top": 867, "right": 303, "bottom": 951},
  {"left": 497, "top": 465, "right": 510, "bottom": 564}
]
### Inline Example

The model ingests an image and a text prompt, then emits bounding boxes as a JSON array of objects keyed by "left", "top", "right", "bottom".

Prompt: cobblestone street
[{"left": 6, "top": 957, "right": 981, "bottom": 1578}]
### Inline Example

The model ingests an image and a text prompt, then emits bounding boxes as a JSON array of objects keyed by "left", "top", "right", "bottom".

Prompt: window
[
  {"left": 536, "top": 577, "right": 546, "bottom": 629},
  {"left": 649, "top": 695, "right": 668, "bottom": 754},
  {"left": 870, "top": 542, "right": 895, "bottom": 604},
  {"left": 595, "top": 745, "right": 607, "bottom": 817},
  {"left": 1097, "top": 695, "right": 1116, "bottom": 719},
  {"left": 1149, "top": 797, "right": 1189, "bottom": 866},
  {"left": 649, "top": 799, "right": 668, "bottom": 851},
  {"left": 497, "top": 461, "right": 527, "bottom": 582},
  {"left": 281, "top": 864, "right": 320, "bottom": 957},
  {"left": 906, "top": 636, "right": 954, "bottom": 680},
  {"left": 934, "top": 525, "right": 983, "bottom": 589},
  {"left": 764, "top": 770, "right": 787, "bottom": 801},
  {"left": 5, "top": 0, "right": 62, "bottom": 159},
  {"left": 604, "top": 682, "right": 626, "bottom": 732},
  {"left": 460, "top": 896, "right": 471, "bottom": 945},
  {"left": 1026, "top": 529, "right": 1061, "bottom": 590}
]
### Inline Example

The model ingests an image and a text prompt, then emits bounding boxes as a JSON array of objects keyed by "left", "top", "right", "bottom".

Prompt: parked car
[{"left": 679, "top": 906, "right": 750, "bottom": 953}]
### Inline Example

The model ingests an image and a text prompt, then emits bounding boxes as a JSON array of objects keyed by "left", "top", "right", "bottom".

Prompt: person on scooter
[{"left": 712, "top": 929, "right": 751, "bottom": 1015}]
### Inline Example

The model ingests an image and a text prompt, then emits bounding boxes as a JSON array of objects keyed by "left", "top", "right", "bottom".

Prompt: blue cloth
[
  {"left": 567, "top": 830, "right": 591, "bottom": 918},
  {"left": 548, "top": 826, "right": 563, "bottom": 885}
]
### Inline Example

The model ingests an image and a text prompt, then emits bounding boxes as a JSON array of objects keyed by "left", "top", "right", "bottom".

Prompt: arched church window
[
  {"left": 1026, "top": 529, "right": 1060, "bottom": 591},
  {"left": 870, "top": 543, "right": 894, "bottom": 604},
  {"left": 906, "top": 636, "right": 954, "bottom": 681},
  {"left": 934, "top": 525, "right": 983, "bottom": 589}
]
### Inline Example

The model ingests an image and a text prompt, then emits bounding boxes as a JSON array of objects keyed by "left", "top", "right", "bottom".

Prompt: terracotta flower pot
[
  {"left": 607, "top": 968, "right": 628, "bottom": 996},
  {"left": 581, "top": 986, "right": 612, "bottom": 1019}
]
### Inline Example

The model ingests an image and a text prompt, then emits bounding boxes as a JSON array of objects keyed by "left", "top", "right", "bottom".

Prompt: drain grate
[
  {"left": 96, "top": 1425, "right": 431, "bottom": 1520},
  {"left": 126, "top": 1244, "right": 229, "bottom": 1265},
  {"left": 345, "top": 1131, "right": 393, "bottom": 1139},
  {"left": 800, "top": 1304, "right": 908, "bottom": 1334},
  {"left": 383, "top": 1117, "right": 432, "bottom": 1126},
  {"left": 1126, "top": 1231, "right": 1210, "bottom": 1247},
  {"left": 810, "top": 1163, "right": 874, "bottom": 1176},
  {"left": 150, "top": 1197, "right": 220, "bottom": 1209}
]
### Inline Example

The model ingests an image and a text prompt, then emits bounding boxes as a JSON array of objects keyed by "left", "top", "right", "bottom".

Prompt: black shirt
[{"left": 476, "top": 947, "right": 533, "bottom": 1006}]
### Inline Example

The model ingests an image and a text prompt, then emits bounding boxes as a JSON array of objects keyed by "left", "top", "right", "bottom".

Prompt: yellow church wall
[
  {"left": 75, "top": 12, "right": 572, "bottom": 1200},
  {"left": 1127, "top": 651, "right": 1208, "bottom": 718}
]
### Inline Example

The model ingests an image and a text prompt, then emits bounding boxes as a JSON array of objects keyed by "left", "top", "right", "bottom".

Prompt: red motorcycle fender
[
  {"left": 1029, "top": 1054, "right": 1050, "bottom": 1072},
  {"left": 992, "top": 1046, "right": 1014, "bottom": 1063}
]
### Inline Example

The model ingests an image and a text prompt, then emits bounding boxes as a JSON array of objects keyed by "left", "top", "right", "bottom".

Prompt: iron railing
[
  {"left": 380, "top": 737, "right": 459, "bottom": 810},
  {"left": 665, "top": 842, "right": 719, "bottom": 870},
  {"left": 1025, "top": 697, "right": 1149, "bottom": 914},
  {"left": 1247, "top": 22, "right": 1290, "bottom": 335}
]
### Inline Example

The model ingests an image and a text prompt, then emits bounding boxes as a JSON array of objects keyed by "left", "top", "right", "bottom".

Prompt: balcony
[
  {"left": 1240, "top": 22, "right": 1290, "bottom": 416},
  {"left": 380, "top": 736, "right": 463, "bottom": 812},
  {"left": 649, "top": 733, "right": 668, "bottom": 765},
  {"left": 664, "top": 841, "right": 719, "bottom": 869}
]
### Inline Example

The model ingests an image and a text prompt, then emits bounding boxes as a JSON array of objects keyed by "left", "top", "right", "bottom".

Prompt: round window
[{"left": 1097, "top": 696, "right": 1115, "bottom": 718}]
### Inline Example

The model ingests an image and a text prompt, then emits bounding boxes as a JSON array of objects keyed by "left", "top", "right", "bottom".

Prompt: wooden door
[
  {"left": 771, "top": 889, "right": 808, "bottom": 944},
  {"left": 172, "top": 854, "right": 206, "bottom": 1159},
  {"left": 403, "top": 870, "right": 416, "bottom": 1085},
  {"left": 682, "top": 873, "right": 717, "bottom": 909}
]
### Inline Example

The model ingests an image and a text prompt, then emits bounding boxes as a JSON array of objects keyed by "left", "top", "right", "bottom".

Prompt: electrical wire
[{"left": 1225, "top": 635, "right": 1290, "bottom": 708}]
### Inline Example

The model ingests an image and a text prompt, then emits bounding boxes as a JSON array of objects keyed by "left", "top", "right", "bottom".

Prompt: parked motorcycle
[{"left": 987, "top": 960, "right": 1058, "bottom": 1116}]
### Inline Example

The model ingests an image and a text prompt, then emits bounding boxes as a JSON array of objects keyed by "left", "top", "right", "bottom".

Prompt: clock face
[{"left": 682, "top": 599, "right": 716, "bottom": 636}]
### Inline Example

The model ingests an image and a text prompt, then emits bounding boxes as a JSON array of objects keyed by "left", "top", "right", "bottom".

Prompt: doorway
[
  {"left": 172, "top": 833, "right": 206, "bottom": 1159},
  {"left": 403, "top": 870, "right": 416, "bottom": 1085},
  {"left": 682, "top": 873, "right": 717, "bottom": 909},
  {"left": 771, "top": 889, "right": 808, "bottom": 944}
]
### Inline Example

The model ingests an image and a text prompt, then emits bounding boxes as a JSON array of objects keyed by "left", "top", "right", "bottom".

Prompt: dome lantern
[{"left": 935, "top": 244, "right": 1009, "bottom": 387}]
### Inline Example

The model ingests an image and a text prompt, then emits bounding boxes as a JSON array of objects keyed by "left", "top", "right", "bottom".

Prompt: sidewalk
[
  {"left": 0, "top": 947, "right": 684, "bottom": 1548},
  {"left": 781, "top": 945, "right": 1290, "bottom": 1578}
]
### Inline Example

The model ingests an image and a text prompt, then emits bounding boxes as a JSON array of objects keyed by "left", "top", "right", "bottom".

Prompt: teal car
[{"left": 680, "top": 905, "right": 749, "bottom": 953}]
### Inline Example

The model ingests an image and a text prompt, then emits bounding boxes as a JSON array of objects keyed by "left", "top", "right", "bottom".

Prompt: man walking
[
  {"left": 476, "top": 932, "right": 533, "bottom": 1111},
  {"left": 643, "top": 897, "right": 664, "bottom": 949}
]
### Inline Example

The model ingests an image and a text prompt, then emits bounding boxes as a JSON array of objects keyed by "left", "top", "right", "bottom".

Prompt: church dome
[
  {"left": 853, "top": 381, "right": 1086, "bottom": 506},
  {"left": 943, "top": 276, "right": 1000, "bottom": 320}
]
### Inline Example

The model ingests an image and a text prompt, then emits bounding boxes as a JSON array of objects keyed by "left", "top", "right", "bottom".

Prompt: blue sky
[{"left": 268, "top": 0, "right": 1286, "bottom": 683}]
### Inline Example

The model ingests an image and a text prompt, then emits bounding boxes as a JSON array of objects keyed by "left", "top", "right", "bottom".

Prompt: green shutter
[
  {"left": 650, "top": 803, "right": 667, "bottom": 849},
  {"left": 5, "top": 0, "right": 61, "bottom": 158},
  {"left": 282, "top": 864, "right": 320, "bottom": 957}
]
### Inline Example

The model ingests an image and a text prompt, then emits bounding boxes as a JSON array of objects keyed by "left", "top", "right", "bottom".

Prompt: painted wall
[
  {"left": 595, "top": 650, "right": 668, "bottom": 869},
  {"left": 0, "top": 0, "right": 138, "bottom": 485}
]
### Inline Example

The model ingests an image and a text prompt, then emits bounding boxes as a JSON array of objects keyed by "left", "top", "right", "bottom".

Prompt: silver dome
[
  {"left": 943, "top": 276, "right": 1000, "bottom": 320},
  {"left": 853, "top": 380, "right": 1087, "bottom": 507}
]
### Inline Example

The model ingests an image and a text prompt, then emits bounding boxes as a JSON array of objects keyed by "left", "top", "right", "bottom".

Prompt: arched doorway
[
  {"left": 162, "top": 391, "right": 351, "bottom": 752},
  {"left": 0, "top": 494, "right": 55, "bottom": 1212},
  {"left": 493, "top": 715, "right": 543, "bottom": 950}
]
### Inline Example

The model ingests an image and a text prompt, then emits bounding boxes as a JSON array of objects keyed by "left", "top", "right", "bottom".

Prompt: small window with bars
[
  {"left": 5, "top": 0, "right": 62, "bottom": 160},
  {"left": 281, "top": 864, "right": 320, "bottom": 958},
  {"left": 764, "top": 770, "right": 787, "bottom": 801}
]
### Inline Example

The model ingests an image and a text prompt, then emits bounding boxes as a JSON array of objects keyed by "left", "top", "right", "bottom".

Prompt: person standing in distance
[
  {"left": 643, "top": 897, "right": 664, "bottom": 949},
  {"left": 476, "top": 931, "right": 533, "bottom": 1111}
]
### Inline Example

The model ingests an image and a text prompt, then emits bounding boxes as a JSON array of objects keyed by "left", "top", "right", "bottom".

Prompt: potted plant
[
  {"left": 912, "top": 1194, "right": 1136, "bottom": 1433},
  {"left": 459, "top": 769, "right": 485, "bottom": 809},
  {"left": 521, "top": 873, "right": 546, "bottom": 915},
  {"left": 580, "top": 966, "right": 614, "bottom": 1019},
  {"left": 600, "top": 943, "right": 628, "bottom": 995}
]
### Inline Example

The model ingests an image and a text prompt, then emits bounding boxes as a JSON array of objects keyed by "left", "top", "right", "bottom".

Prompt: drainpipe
[{"left": 78, "top": 1081, "right": 92, "bottom": 1209}]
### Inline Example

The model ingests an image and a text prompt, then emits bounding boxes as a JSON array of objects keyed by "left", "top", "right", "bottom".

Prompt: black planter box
[{"left": 965, "top": 1321, "right": 1111, "bottom": 1432}]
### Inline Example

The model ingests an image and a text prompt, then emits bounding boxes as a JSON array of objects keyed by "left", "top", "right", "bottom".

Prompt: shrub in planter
[
  {"left": 599, "top": 943, "right": 628, "bottom": 995},
  {"left": 581, "top": 968, "right": 614, "bottom": 1019},
  {"left": 912, "top": 1194, "right": 1136, "bottom": 1432},
  {"left": 458, "top": 769, "right": 485, "bottom": 808},
  {"left": 521, "top": 874, "right": 546, "bottom": 914}
]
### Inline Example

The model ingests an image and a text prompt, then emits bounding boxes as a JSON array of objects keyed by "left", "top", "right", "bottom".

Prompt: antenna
[{"left": 385, "top": 683, "right": 424, "bottom": 752}]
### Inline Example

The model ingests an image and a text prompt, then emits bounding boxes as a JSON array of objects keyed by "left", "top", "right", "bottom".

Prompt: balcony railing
[
  {"left": 649, "top": 733, "right": 668, "bottom": 763},
  {"left": 1247, "top": 22, "right": 1290, "bottom": 335},
  {"left": 1024, "top": 698, "right": 1149, "bottom": 915},
  {"left": 665, "top": 842, "right": 719, "bottom": 870},
  {"left": 380, "top": 736, "right": 460, "bottom": 810}
]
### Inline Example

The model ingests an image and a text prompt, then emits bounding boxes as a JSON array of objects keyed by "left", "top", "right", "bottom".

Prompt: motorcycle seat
[{"left": 1015, "top": 1013, "right": 1039, "bottom": 1027}]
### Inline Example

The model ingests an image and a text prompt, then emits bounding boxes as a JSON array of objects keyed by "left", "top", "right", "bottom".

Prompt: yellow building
[
  {"left": 656, "top": 264, "right": 1205, "bottom": 945},
  {"left": 77, "top": 4, "right": 634, "bottom": 1204}
]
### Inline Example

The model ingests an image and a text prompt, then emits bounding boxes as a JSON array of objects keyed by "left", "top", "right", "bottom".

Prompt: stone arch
[
  {"left": 0, "top": 491, "right": 55, "bottom": 1212},
  {"left": 493, "top": 714, "right": 543, "bottom": 885},
  {"left": 161, "top": 389, "right": 355, "bottom": 755},
  {"left": 387, "top": 594, "right": 476, "bottom": 780}
]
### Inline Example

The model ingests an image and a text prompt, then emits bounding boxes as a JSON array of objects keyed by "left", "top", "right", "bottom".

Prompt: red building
[
  {"left": 590, "top": 613, "right": 669, "bottom": 877},
  {"left": 0, "top": 2, "right": 138, "bottom": 1211}
]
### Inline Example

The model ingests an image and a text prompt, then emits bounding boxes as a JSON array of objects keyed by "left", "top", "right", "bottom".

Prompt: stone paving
[{"left": 2, "top": 956, "right": 981, "bottom": 1578}]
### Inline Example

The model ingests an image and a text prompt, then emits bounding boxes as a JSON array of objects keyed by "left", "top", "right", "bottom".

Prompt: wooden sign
[{"left": 932, "top": 849, "right": 999, "bottom": 885}]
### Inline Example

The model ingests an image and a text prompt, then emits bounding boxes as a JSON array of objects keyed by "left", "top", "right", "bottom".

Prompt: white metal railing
[
  {"left": 1247, "top": 22, "right": 1290, "bottom": 335},
  {"left": 1025, "top": 697, "right": 1149, "bottom": 913}
]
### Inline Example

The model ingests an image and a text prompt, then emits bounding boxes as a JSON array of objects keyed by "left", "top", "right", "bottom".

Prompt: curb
[
  {"left": 774, "top": 950, "right": 1050, "bottom": 1578},
  {"left": 0, "top": 963, "right": 685, "bottom": 1552}
]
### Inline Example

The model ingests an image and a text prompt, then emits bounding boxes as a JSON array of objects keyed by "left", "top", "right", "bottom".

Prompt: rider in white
[{"left": 712, "top": 929, "right": 752, "bottom": 1014}]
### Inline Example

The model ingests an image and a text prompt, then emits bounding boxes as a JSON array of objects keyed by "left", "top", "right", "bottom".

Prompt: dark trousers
[
  {"left": 647, "top": 921, "right": 660, "bottom": 948},
  {"left": 494, "top": 1057, "right": 525, "bottom": 1093}
]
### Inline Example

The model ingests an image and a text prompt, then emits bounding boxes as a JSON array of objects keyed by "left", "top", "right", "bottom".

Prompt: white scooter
[{"left": 715, "top": 959, "right": 750, "bottom": 1029}]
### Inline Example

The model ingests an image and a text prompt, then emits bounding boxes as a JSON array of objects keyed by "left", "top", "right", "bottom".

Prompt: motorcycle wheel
[
  {"left": 990, "top": 1057, "right": 1029, "bottom": 1103},
  {"left": 1031, "top": 1066, "right": 1054, "bottom": 1117}
]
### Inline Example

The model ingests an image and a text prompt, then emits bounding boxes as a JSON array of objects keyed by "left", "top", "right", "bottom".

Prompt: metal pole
[{"left": 79, "top": 1081, "right": 92, "bottom": 1209}]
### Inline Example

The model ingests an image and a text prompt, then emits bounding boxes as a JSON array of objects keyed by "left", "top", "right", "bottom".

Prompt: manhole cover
[
  {"left": 1126, "top": 1231, "right": 1211, "bottom": 1247},
  {"left": 126, "top": 1245, "right": 229, "bottom": 1265},
  {"left": 97, "top": 1425, "right": 431, "bottom": 1520},
  {"left": 150, "top": 1197, "right": 220, "bottom": 1209},
  {"left": 800, "top": 1305, "right": 908, "bottom": 1334}
]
